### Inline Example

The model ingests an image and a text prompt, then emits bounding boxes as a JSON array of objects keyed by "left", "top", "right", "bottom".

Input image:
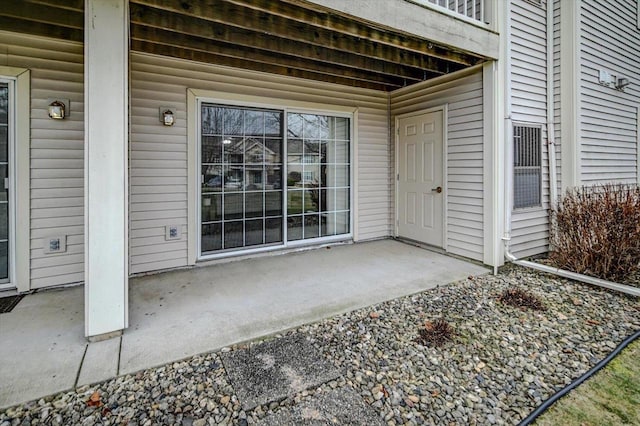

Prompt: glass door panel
[
  {"left": 200, "top": 104, "right": 283, "bottom": 255},
  {"left": 286, "top": 112, "right": 350, "bottom": 242}
]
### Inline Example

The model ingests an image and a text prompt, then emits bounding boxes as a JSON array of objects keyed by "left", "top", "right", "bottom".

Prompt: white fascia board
[{"left": 305, "top": 0, "right": 499, "bottom": 59}]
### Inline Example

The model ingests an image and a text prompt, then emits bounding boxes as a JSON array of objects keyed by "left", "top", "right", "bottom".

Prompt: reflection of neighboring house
[{"left": 0, "top": 0, "right": 638, "bottom": 339}]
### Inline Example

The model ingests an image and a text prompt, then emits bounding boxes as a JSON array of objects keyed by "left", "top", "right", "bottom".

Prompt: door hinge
[
  {"left": 396, "top": 173, "right": 399, "bottom": 181},
  {"left": 3, "top": 178, "right": 8, "bottom": 190}
]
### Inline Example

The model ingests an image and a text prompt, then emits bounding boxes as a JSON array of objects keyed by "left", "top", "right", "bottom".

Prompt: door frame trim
[
  {"left": 0, "top": 67, "right": 30, "bottom": 293},
  {"left": 187, "top": 89, "right": 357, "bottom": 263},
  {"left": 394, "top": 105, "right": 448, "bottom": 250}
]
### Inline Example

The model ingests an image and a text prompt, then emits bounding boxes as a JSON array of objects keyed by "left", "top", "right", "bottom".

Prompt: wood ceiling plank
[
  {"left": 131, "top": 24, "right": 412, "bottom": 86},
  {"left": 131, "top": 39, "right": 396, "bottom": 91},
  {"left": 0, "top": 16, "right": 83, "bottom": 42},
  {"left": 1, "top": 0, "right": 84, "bottom": 29},
  {"left": 130, "top": 0, "right": 471, "bottom": 72},
  {"left": 129, "top": 19, "right": 437, "bottom": 83},
  {"left": 228, "top": 0, "right": 483, "bottom": 65},
  {"left": 22, "top": 0, "right": 84, "bottom": 12}
]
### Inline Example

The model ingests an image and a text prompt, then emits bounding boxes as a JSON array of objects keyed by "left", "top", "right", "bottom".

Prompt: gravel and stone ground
[{"left": 1, "top": 265, "right": 639, "bottom": 425}]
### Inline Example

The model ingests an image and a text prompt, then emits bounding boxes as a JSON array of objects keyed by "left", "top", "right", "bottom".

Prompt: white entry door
[{"left": 397, "top": 110, "right": 444, "bottom": 247}]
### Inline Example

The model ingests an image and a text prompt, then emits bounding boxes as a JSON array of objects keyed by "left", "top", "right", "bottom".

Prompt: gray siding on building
[
  {"left": 390, "top": 69, "right": 485, "bottom": 262},
  {"left": 579, "top": 0, "right": 639, "bottom": 184},
  {"left": 129, "top": 52, "right": 391, "bottom": 274},
  {"left": 0, "top": 32, "right": 85, "bottom": 289},
  {"left": 509, "top": 0, "right": 551, "bottom": 258}
]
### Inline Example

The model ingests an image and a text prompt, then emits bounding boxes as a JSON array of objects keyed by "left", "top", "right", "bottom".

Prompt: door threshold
[{"left": 394, "top": 237, "right": 445, "bottom": 254}]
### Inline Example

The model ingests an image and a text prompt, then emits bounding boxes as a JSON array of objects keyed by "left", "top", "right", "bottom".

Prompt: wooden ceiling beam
[
  {"left": 130, "top": 0, "right": 469, "bottom": 73},
  {"left": 228, "top": 0, "right": 482, "bottom": 66},
  {"left": 129, "top": 16, "right": 438, "bottom": 83},
  {"left": 1, "top": 0, "right": 83, "bottom": 29},
  {"left": 131, "top": 24, "right": 412, "bottom": 87},
  {"left": 131, "top": 39, "right": 396, "bottom": 91},
  {"left": 0, "top": 16, "right": 83, "bottom": 42},
  {"left": 21, "top": 0, "right": 84, "bottom": 12}
]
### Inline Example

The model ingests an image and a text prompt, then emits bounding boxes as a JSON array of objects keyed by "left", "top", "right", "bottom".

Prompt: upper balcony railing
[{"left": 411, "top": 0, "right": 490, "bottom": 28}]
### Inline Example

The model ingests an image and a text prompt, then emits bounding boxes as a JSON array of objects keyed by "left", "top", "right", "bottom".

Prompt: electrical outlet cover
[
  {"left": 165, "top": 225, "right": 182, "bottom": 241},
  {"left": 43, "top": 235, "right": 67, "bottom": 254}
]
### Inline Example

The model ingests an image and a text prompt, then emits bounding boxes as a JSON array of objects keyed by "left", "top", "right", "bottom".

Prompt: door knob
[{"left": 432, "top": 186, "right": 442, "bottom": 193}]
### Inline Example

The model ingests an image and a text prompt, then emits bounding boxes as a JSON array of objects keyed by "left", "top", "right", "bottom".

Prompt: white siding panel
[
  {"left": 579, "top": 0, "right": 639, "bottom": 184},
  {"left": 508, "top": 0, "right": 552, "bottom": 258},
  {"left": 0, "top": 31, "right": 85, "bottom": 289},
  {"left": 390, "top": 69, "right": 484, "bottom": 262},
  {"left": 130, "top": 52, "right": 390, "bottom": 274}
]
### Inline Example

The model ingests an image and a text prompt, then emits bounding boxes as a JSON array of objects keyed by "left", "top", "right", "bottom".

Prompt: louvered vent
[{"left": 513, "top": 125, "right": 542, "bottom": 209}]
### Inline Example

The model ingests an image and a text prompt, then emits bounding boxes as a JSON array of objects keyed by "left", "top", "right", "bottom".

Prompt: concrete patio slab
[
  {"left": 0, "top": 239, "right": 489, "bottom": 409},
  {"left": 119, "top": 240, "right": 488, "bottom": 374},
  {"left": 220, "top": 334, "right": 341, "bottom": 410},
  {"left": 255, "top": 387, "right": 385, "bottom": 426},
  {"left": 0, "top": 286, "right": 86, "bottom": 408},
  {"left": 76, "top": 336, "right": 121, "bottom": 386}
]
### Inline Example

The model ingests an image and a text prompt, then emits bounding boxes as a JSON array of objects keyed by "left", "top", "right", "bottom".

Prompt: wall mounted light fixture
[
  {"left": 616, "top": 77, "right": 630, "bottom": 90},
  {"left": 48, "top": 100, "right": 66, "bottom": 119},
  {"left": 159, "top": 106, "right": 176, "bottom": 126}
]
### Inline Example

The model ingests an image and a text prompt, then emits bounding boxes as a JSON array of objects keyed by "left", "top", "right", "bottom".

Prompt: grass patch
[{"left": 534, "top": 339, "right": 640, "bottom": 426}]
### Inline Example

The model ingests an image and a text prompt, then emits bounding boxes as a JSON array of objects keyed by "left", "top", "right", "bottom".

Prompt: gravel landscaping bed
[{"left": 1, "top": 265, "right": 639, "bottom": 426}]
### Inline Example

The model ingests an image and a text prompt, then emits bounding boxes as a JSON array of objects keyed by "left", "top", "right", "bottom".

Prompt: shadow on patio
[{"left": 0, "top": 239, "right": 488, "bottom": 408}]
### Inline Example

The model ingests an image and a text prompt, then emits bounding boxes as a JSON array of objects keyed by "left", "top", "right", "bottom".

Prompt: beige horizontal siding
[
  {"left": 0, "top": 31, "right": 85, "bottom": 289},
  {"left": 508, "top": 0, "right": 552, "bottom": 259},
  {"left": 129, "top": 52, "right": 390, "bottom": 274},
  {"left": 390, "top": 68, "right": 484, "bottom": 262}
]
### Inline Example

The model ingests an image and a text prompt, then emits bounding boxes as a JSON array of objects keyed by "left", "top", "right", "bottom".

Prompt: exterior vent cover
[{"left": 513, "top": 125, "right": 542, "bottom": 209}]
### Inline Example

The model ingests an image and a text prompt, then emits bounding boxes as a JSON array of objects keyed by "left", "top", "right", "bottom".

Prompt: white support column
[
  {"left": 482, "top": 60, "right": 505, "bottom": 269},
  {"left": 482, "top": 0, "right": 507, "bottom": 270},
  {"left": 84, "top": 0, "right": 129, "bottom": 339}
]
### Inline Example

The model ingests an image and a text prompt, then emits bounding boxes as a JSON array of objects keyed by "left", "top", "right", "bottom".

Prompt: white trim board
[{"left": 0, "top": 67, "right": 30, "bottom": 293}]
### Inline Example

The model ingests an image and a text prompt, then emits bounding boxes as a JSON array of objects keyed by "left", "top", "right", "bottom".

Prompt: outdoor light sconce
[
  {"left": 48, "top": 100, "right": 66, "bottom": 120},
  {"left": 159, "top": 106, "right": 176, "bottom": 126},
  {"left": 616, "top": 77, "right": 630, "bottom": 90}
]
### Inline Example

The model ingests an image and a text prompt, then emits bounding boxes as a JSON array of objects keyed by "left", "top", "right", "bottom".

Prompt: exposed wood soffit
[
  {"left": 129, "top": 0, "right": 483, "bottom": 91},
  {"left": 0, "top": 0, "right": 486, "bottom": 91},
  {"left": 0, "top": 0, "right": 84, "bottom": 43}
]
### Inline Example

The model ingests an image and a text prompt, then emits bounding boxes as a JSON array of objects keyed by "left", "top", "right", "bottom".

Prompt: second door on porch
[{"left": 397, "top": 110, "right": 444, "bottom": 247}]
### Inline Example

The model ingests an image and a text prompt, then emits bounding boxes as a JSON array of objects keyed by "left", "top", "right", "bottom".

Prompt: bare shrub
[
  {"left": 498, "top": 287, "right": 547, "bottom": 311},
  {"left": 549, "top": 184, "right": 640, "bottom": 282},
  {"left": 416, "top": 318, "right": 454, "bottom": 347}
]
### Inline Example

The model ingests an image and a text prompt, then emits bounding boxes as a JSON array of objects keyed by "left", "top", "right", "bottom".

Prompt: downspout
[
  {"left": 547, "top": 0, "right": 558, "bottom": 209},
  {"left": 502, "top": 0, "right": 514, "bottom": 257},
  {"left": 502, "top": 1, "right": 640, "bottom": 299},
  {"left": 504, "top": 251, "right": 640, "bottom": 297}
]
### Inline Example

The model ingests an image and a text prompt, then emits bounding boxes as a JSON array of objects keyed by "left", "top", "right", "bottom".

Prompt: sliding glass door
[
  {"left": 199, "top": 102, "right": 351, "bottom": 257},
  {"left": 200, "top": 104, "right": 284, "bottom": 254}
]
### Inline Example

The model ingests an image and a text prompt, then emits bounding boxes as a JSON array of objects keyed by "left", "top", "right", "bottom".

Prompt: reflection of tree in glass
[
  {"left": 288, "top": 171, "right": 301, "bottom": 186},
  {"left": 287, "top": 113, "right": 331, "bottom": 139},
  {"left": 224, "top": 109, "right": 243, "bottom": 135}
]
